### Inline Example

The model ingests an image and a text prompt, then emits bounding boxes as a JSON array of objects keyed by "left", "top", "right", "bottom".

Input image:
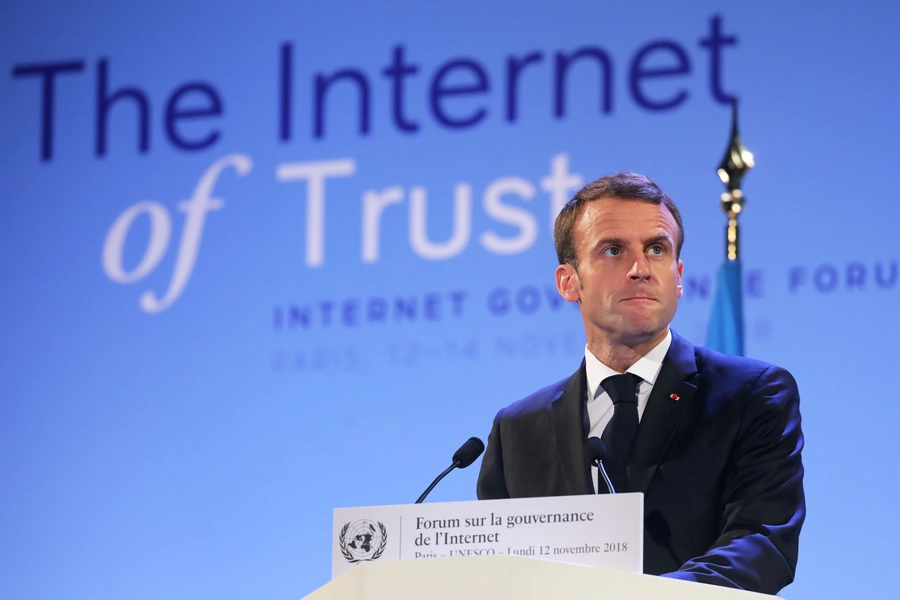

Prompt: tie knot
[{"left": 600, "top": 373, "right": 641, "bottom": 405}]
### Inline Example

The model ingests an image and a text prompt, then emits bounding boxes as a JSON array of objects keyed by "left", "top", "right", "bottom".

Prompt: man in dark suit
[{"left": 476, "top": 173, "right": 804, "bottom": 595}]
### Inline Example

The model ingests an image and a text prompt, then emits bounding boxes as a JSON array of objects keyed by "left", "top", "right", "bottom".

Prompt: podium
[{"left": 302, "top": 554, "right": 779, "bottom": 599}]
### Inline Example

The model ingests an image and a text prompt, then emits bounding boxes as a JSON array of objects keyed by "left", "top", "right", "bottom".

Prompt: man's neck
[{"left": 587, "top": 329, "right": 670, "bottom": 373}]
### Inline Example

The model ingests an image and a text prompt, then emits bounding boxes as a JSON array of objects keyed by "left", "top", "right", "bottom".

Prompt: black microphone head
[
  {"left": 452, "top": 437, "right": 485, "bottom": 469},
  {"left": 583, "top": 437, "right": 608, "bottom": 465}
]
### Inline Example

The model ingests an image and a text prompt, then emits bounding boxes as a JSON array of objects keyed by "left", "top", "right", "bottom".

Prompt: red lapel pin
[{"left": 670, "top": 393, "right": 680, "bottom": 401}]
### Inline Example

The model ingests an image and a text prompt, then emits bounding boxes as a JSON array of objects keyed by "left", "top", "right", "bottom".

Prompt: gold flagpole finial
[{"left": 716, "top": 97, "right": 754, "bottom": 261}]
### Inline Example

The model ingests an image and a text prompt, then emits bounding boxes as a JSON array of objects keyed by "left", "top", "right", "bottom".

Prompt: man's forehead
[{"left": 578, "top": 197, "right": 677, "bottom": 234}]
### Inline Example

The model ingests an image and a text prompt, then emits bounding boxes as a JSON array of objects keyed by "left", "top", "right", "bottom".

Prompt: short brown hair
[{"left": 553, "top": 172, "right": 684, "bottom": 269}]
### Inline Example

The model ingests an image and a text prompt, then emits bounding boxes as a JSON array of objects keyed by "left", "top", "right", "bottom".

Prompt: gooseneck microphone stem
[
  {"left": 415, "top": 437, "right": 485, "bottom": 504},
  {"left": 415, "top": 464, "right": 456, "bottom": 504},
  {"left": 598, "top": 462, "right": 615, "bottom": 495}
]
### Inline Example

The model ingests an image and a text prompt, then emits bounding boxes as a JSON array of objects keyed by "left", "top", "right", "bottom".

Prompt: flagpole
[{"left": 706, "top": 98, "right": 754, "bottom": 356}]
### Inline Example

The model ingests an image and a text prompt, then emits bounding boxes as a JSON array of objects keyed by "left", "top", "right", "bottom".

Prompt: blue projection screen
[{"left": 1, "top": 1, "right": 898, "bottom": 598}]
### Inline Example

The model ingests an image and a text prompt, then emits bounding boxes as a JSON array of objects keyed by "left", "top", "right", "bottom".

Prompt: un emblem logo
[{"left": 339, "top": 519, "right": 388, "bottom": 564}]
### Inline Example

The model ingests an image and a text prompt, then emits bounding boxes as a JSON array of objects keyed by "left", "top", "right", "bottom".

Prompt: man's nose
[{"left": 628, "top": 255, "right": 652, "bottom": 280}]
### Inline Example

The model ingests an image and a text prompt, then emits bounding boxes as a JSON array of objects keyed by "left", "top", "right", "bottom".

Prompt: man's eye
[
  {"left": 648, "top": 245, "right": 664, "bottom": 255},
  {"left": 603, "top": 247, "right": 620, "bottom": 257}
]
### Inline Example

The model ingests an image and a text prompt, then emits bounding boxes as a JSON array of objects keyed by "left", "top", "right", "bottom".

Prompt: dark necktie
[{"left": 600, "top": 373, "right": 642, "bottom": 493}]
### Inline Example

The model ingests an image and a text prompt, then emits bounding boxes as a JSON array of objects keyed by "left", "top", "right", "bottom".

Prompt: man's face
[{"left": 556, "top": 197, "right": 683, "bottom": 352}]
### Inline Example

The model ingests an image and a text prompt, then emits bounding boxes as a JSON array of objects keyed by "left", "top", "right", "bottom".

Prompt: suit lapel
[
  {"left": 628, "top": 331, "right": 698, "bottom": 494},
  {"left": 550, "top": 361, "right": 593, "bottom": 495}
]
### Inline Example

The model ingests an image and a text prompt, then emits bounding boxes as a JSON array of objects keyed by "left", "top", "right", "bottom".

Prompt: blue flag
[{"left": 706, "top": 260, "right": 744, "bottom": 356}]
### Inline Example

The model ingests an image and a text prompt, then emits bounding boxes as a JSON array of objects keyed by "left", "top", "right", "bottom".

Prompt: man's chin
[{"left": 616, "top": 320, "right": 668, "bottom": 346}]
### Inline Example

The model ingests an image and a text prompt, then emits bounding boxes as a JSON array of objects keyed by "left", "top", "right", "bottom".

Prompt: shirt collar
[{"left": 584, "top": 329, "right": 672, "bottom": 399}]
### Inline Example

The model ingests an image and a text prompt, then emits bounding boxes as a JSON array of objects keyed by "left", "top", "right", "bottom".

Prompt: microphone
[
  {"left": 415, "top": 437, "right": 485, "bottom": 504},
  {"left": 584, "top": 437, "right": 615, "bottom": 494},
  {"left": 452, "top": 437, "right": 485, "bottom": 468}
]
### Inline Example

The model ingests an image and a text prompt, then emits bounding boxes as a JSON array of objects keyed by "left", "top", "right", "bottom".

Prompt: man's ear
[
  {"left": 676, "top": 259, "right": 684, "bottom": 298},
  {"left": 556, "top": 263, "right": 581, "bottom": 303}
]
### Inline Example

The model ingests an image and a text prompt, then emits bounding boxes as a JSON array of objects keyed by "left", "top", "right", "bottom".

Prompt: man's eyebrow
[
  {"left": 591, "top": 237, "right": 626, "bottom": 250},
  {"left": 644, "top": 234, "right": 673, "bottom": 247}
]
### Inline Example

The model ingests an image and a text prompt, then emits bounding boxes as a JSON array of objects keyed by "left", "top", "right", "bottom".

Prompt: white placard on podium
[{"left": 332, "top": 493, "right": 642, "bottom": 579}]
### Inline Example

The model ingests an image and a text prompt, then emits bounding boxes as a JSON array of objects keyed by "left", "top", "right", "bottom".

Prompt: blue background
[{"left": 2, "top": 1, "right": 898, "bottom": 598}]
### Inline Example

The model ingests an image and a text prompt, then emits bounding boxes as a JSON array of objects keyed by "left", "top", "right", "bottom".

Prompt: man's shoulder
[
  {"left": 670, "top": 330, "right": 788, "bottom": 378},
  {"left": 696, "top": 343, "right": 769, "bottom": 369},
  {"left": 687, "top": 342, "right": 799, "bottom": 398},
  {"left": 500, "top": 367, "right": 580, "bottom": 419},
  {"left": 696, "top": 344, "right": 793, "bottom": 377}
]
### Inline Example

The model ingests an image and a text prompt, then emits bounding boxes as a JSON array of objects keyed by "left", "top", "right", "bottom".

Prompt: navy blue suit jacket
[{"left": 476, "top": 331, "right": 805, "bottom": 594}]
